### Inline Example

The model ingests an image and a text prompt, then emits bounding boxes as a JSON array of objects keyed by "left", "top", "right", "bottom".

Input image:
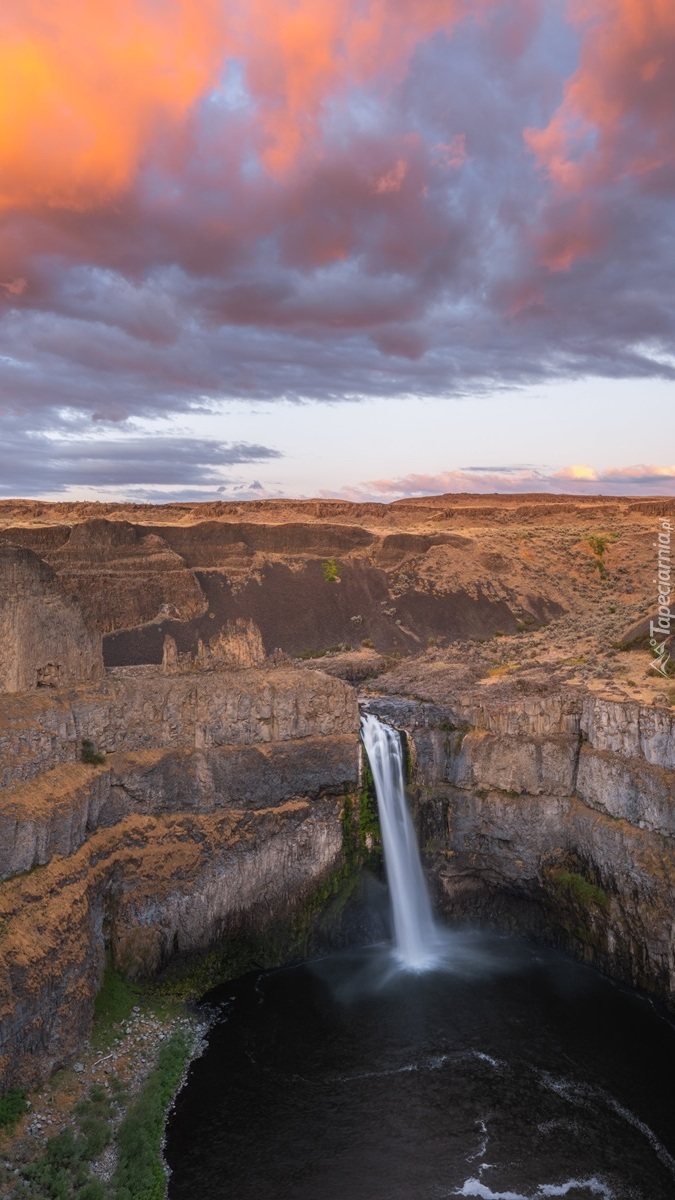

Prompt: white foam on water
[
  {"left": 538, "top": 1183, "right": 614, "bottom": 1198},
  {"left": 467, "top": 1118, "right": 490, "bottom": 1164},
  {"left": 454, "top": 1179, "right": 615, "bottom": 1199},
  {"left": 539, "top": 1072, "right": 675, "bottom": 1178},
  {"left": 454, "top": 1182, "right": 529, "bottom": 1199}
]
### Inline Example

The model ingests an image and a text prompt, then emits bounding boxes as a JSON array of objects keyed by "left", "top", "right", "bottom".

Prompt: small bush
[
  {"left": 81, "top": 739, "right": 106, "bottom": 766},
  {"left": 76, "top": 1181, "right": 107, "bottom": 1200},
  {"left": 321, "top": 558, "right": 341, "bottom": 583},
  {"left": 46, "top": 1129, "right": 78, "bottom": 1169},
  {"left": 0, "top": 1087, "right": 26, "bottom": 1129},
  {"left": 77, "top": 1115, "right": 110, "bottom": 1160}
]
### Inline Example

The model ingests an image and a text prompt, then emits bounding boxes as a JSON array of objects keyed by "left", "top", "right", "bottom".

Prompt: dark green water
[{"left": 165, "top": 934, "right": 675, "bottom": 1200}]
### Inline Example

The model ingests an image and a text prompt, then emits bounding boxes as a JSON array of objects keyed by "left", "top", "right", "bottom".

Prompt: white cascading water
[{"left": 361, "top": 712, "right": 439, "bottom": 970}]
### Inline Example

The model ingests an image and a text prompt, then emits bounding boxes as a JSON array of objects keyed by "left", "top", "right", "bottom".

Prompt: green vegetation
[
  {"left": 80, "top": 740, "right": 106, "bottom": 767},
  {"left": 357, "top": 753, "right": 382, "bottom": 865},
  {"left": 321, "top": 558, "right": 341, "bottom": 583},
  {"left": 0, "top": 1088, "right": 27, "bottom": 1130},
  {"left": 297, "top": 644, "right": 346, "bottom": 660},
  {"left": 586, "top": 532, "right": 619, "bottom": 579},
  {"left": 551, "top": 869, "right": 609, "bottom": 912},
  {"left": 92, "top": 971, "right": 140, "bottom": 1046},
  {"left": 112, "top": 1031, "right": 191, "bottom": 1200},
  {"left": 17, "top": 1083, "right": 119, "bottom": 1199}
]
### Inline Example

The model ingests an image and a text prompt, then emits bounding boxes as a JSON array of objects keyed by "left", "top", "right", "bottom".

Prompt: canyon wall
[
  {"left": 0, "top": 665, "right": 359, "bottom": 1089},
  {"left": 368, "top": 690, "right": 675, "bottom": 1006},
  {"left": 0, "top": 546, "right": 103, "bottom": 693}
]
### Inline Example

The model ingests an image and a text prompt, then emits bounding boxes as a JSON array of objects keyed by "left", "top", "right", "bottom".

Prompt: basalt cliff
[{"left": 0, "top": 494, "right": 674, "bottom": 1091}]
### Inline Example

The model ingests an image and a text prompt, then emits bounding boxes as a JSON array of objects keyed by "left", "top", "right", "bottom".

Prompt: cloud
[
  {"left": 0, "top": 0, "right": 228, "bottom": 211},
  {"left": 0, "top": 0, "right": 674, "bottom": 467},
  {"left": 525, "top": 0, "right": 675, "bottom": 269},
  {"left": 0, "top": 0, "right": 478, "bottom": 212},
  {"left": 0, "top": 426, "right": 281, "bottom": 496},
  {"left": 331, "top": 464, "right": 675, "bottom": 499}
]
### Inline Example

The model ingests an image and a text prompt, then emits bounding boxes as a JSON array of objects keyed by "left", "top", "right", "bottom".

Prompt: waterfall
[{"left": 361, "top": 712, "right": 439, "bottom": 970}]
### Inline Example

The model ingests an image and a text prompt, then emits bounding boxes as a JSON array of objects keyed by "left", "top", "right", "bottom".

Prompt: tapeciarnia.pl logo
[{"left": 650, "top": 519, "right": 673, "bottom": 678}]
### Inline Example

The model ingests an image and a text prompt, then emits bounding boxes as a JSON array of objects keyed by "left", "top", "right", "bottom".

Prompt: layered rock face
[
  {"left": 368, "top": 690, "right": 675, "bottom": 1006},
  {"left": 0, "top": 546, "right": 103, "bottom": 693},
  {"left": 4, "top": 494, "right": 663, "bottom": 665},
  {"left": 0, "top": 665, "right": 359, "bottom": 1088}
]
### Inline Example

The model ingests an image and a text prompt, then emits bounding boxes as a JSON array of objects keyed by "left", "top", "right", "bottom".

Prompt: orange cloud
[
  {"left": 0, "top": 0, "right": 228, "bottom": 211},
  {"left": 526, "top": 0, "right": 675, "bottom": 193},
  {"left": 0, "top": 0, "right": 483, "bottom": 211},
  {"left": 552, "top": 464, "right": 597, "bottom": 480}
]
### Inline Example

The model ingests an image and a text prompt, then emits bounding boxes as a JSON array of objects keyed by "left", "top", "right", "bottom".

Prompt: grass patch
[
  {"left": 112, "top": 1030, "right": 192, "bottom": 1200},
  {"left": 91, "top": 970, "right": 140, "bottom": 1049},
  {"left": 321, "top": 558, "right": 341, "bottom": 583},
  {"left": 486, "top": 662, "right": 518, "bottom": 677},
  {"left": 551, "top": 870, "right": 609, "bottom": 912}
]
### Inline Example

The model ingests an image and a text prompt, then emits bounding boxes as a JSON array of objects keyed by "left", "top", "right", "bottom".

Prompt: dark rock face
[
  {"left": 104, "top": 560, "right": 544, "bottom": 665},
  {"left": 366, "top": 693, "right": 675, "bottom": 1009}
]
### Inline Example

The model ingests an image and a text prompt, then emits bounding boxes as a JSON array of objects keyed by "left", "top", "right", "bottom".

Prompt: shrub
[
  {"left": 23, "top": 1159, "right": 72, "bottom": 1199},
  {"left": 77, "top": 1115, "right": 110, "bottom": 1160},
  {"left": 321, "top": 558, "right": 341, "bottom": 583},
  {"left": 0, "top": 1087, "right": 26, "bottom": 1129},
  {"left": 81, "top": 739, "right": 106, "bottom": 766},
  {"left": 76, "top": 1181, "right": 107, "bottom": 1200},
  {"left": 46, "top": 1129, "right": 78, "bottom": 1169}
]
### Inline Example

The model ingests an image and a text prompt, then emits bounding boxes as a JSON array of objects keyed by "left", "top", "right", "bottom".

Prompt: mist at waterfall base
[{"left": 165, "top": 717, "right": 675, "bottom": 1200}]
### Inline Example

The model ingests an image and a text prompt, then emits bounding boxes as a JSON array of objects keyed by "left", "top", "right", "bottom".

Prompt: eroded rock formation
[{"left": 0, "top": 545, "right": 103, "bottom": 694}]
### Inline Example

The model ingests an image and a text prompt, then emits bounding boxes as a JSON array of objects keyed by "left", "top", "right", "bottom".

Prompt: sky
[{"left": 1, "top": 0, "right": 675, "bottom": 502}]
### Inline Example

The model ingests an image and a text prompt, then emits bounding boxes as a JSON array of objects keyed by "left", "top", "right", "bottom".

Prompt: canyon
[{"left": 0, "top": 494, "right": 674, "bottom": 1097}]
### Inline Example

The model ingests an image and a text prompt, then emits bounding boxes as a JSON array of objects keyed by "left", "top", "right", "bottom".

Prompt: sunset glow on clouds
[
  {"left": 331, "top": 464, "right": 675, "bottom": 501},
  {"left": 1, "top": 0, "right": 675, "bottom": 496}
]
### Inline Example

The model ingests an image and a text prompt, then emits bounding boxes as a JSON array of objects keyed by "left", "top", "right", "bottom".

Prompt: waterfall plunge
[{"left": 361, "top": 712, "right": 439, "bottom": 971}]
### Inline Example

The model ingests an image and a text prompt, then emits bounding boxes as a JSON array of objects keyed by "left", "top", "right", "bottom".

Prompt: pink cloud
[
  {"left": 432, "top": 135, "right": 467, "bottom": 169},
  {"left": 373, "top": 158, "right": 409, "bottom": 194},
  {"left": 329, "top": 464, "right": 675, "bottom": 500},
  {"left": 525, "top": 0, "right": 675, "bottom": 269}
]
